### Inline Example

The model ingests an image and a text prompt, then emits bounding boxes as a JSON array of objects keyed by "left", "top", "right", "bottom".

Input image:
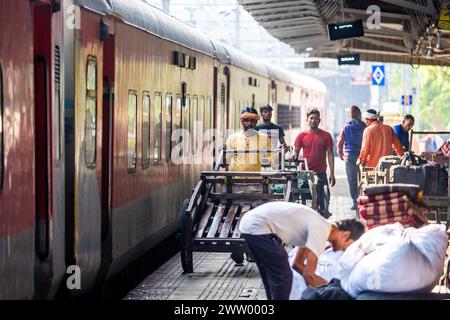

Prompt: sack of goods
[
  {"left": 336, "top": 223, "right": 448, "bottom": 297},
  {"left": 358, "top": 184, "right": 429, "bottom": 229}
]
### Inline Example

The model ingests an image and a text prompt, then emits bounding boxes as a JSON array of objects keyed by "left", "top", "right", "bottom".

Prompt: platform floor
[{"left": 124, "top": 160, "right": 449, "bottom": 300}]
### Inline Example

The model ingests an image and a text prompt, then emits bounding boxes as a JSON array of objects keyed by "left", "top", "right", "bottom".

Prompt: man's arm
[
  {"left": 337, "top": 129, "right": 345, "bottom": 160},
  {"left": 358, "top": 129, "right": 370, "bottom": 166},
  {"left": 327, "top": 147, "right": 336, "bottom": 186},
  {"left": 292, "top": 247, "right": 328, "bottom": 287},
  {"left": 391, "top": 128, "right": 405, "bottom": 156}
]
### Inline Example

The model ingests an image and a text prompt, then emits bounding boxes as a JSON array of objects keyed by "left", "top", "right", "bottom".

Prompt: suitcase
[
  {"left": 376, "top": 155, "right": 401, "bottom": 172},
  {"left": 389, "top": 165, "right": 426, "bottom": 190},
  {"left": 422, "top": 162, "right": 448, "bottom": 196}
]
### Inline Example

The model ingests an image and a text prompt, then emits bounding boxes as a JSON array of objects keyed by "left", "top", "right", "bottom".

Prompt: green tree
[{"left": 418, "top": 66, "right": 450, "bottom": 131}]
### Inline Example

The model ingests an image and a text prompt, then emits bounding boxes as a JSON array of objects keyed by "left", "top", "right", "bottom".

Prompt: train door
[
  {"left": 213, "top": 66, "right": 229, "bottom": 147},
  {"left": 70, "top": 8, "right": 105, "bottom": 294},
  {"left": 96, "top": 24, "right": 115, "bottom": 286},
  {"left": 33, "top": 0, "right": 65, "bottom": 299}
]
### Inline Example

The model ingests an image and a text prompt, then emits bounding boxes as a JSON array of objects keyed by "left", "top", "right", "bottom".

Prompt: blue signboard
[
  {"left": 372, "top": 65, "right": 385, "bottom": 86},
  {"left": 401, "top": 95, "right": 413, "bottom": 106}
]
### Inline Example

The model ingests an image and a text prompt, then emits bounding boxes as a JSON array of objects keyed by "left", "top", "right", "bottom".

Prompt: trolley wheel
[{"left": 180, "top": 199, "right": 193, "bottom": 273}]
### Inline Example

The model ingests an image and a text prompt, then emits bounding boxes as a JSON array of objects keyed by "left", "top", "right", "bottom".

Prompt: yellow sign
[{"left": 438, "top": 8, "right": 450, "bottom": 30}]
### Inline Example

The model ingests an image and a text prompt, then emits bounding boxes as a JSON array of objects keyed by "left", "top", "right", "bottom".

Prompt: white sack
[
  {"left": 289, "top": 247, "right": 343, "bottom": 300},
  {"left": 337, "top": 223, "right": 448, "bottom": 297}
]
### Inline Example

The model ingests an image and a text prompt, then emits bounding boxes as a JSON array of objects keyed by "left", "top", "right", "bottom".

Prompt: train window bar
[
  {"left": 142, "top": 92, "right": 151, "bottom": 169},
  {"left": 127, "top": 90, "right": 138, "bottom": 173},
  {"left": 151, "top": 93, "right": 162, "bottom": 164},
  {"left": 165, "top": 94, "right": 173, "bottom": 162},
  {"left": 85, "top": 56, "right": 97, "bottom": 168},
  {"left": 0, "top": 65, "right": 3, "bottom": 192}
]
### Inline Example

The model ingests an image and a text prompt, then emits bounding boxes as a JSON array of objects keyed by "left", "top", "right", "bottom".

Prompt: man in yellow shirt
[
  {"left": 224, "top": 107, "right": 272, "bottom": 171},
  {"left": 223, "top": 107, "right": 272, "bottom": 265}
]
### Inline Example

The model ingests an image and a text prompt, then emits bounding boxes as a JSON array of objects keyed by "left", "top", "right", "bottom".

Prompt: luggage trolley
[
  {"left": 179, "top": 148, "right": 316, "bottom": 273},
  {"left": 410, "top": 130, "right": 450, "bottom": 232}
]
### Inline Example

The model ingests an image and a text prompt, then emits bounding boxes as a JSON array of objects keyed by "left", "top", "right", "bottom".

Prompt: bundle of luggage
[
  {"left": 357, "top": 184, "right": 429, "bottom": 229},
  {"left": 376, "top": 152, "right": 448, "bottom": 196}
]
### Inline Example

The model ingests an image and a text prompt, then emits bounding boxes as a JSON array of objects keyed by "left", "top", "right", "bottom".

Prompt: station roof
[{"left": 238, "top": 0, "right": 450, "bottom": 66}]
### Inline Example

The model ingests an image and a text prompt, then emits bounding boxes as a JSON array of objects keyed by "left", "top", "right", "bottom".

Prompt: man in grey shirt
[{"left": 239, "top": 202, "right": 365, "bottom": 300}]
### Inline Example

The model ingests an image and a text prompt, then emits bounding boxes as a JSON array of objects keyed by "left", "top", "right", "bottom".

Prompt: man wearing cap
[
  {"left": 223, "top": 107, "right": 272, "bottom": 172},
  {"left": 256, "top": 105, "right": 288, "bottom": 150},
  {"left": 223, "top": 107, "right": 272, "bottom": 265},
  {"left": 359, "top": 108, "right": 404, "bottom": 168},
  {"left": 337, "top": 106, "right": 366, "bottom": 210},
  {"left": 392, "top": 114, "right": 415, "bottom": 151}
]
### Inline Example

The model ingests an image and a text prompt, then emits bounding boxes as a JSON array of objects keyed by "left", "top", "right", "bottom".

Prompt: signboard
[
  {"left": 401, "top": 95, "right": 413, "bottom": 106},
  {"left": 438, "top": 8, "right": 450, "bottom": 30},
  {"left": 328, "top": 20, "right": 364, "bottom": 41},
  {"left": 337, "top": 53, "right": 360, "bottom": 65},
  {"left": 371, "top": 65, "right": 385, "bottom": 86}
]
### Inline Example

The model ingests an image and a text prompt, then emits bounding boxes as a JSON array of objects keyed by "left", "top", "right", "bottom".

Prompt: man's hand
[
  {"left": 339, "top": 153, "right": 344, "bottom": 161},
  {"left": 329, "top": 174, "right": 336, "bottom": 187}
]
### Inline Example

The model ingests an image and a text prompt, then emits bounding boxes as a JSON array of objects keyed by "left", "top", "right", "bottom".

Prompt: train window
[
  {"left": 183, "top": 96, "right": 190, "bottom": 132},
  {"left": 151, "top": 93, "right": 162, "bottom": 163},
  {"left": 165, "top": 95, "right": 173, "bottom": 162},
  {"left": 142, "top": 92, "right": 150, "bottom": 168},
  {"left": 235, "top": 101, "right": 241, "bottom": 129},
  {"left": 55, "top": 46, "right": 61, "bottom": 161},
  {"left": 85, "top": 57, "right": 97, "bottom": 168},
  {"left": 0, "top": 65, "right": 3, "bottom": 191},
  {"left": 206, "top": 96, "right": 212, "bottom": 130},
  {"left": 198, "top": 96, "right": 204, "bottom": 131},
  {"left": 193, "top": 96, "right": 199, "bottom": 131},
  {"left": 128, "top": 91, "right": 137, "bottom": 172}
]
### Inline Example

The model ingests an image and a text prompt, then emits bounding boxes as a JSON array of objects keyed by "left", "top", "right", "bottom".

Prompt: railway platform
[{"left": 123, "top": 160, "right": 365, "bottom": 300}]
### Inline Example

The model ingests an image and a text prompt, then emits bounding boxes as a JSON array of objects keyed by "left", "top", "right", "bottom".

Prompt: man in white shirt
[{"left": 239, "top": 202, "right": 365, "bottom": 300}]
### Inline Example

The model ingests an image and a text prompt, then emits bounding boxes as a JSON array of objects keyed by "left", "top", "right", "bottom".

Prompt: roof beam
[
  {"left": 356, "top": 37, "right": 410, "bottom": 53},
  {"left": 262, "top": 17, "right": 321, "bottom": 28},
  {"left": 378, "top": 0, "right": 437, "bottom": 16},
  {"left": 250, "top": 7, "right": 320, "bottom": 17},
  {"left": 243, "top": 1, "right": 316, "bottom": 11},
  {"left": 343, "top": 8, "right": 412, "bottom": 20}
]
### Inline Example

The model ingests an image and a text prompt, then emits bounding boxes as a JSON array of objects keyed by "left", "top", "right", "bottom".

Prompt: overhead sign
[
  {"left": 328, "top": 20, "right": 364, "bottom": 41},
  {"left": 304, "top": 61, "right": 320, "bottom": 69},
  {"left": 371, "top": 65, "right": 385, "bottom": 86},
  {"left": 401, "top": 95, "right": 413, "bottom": 106},
  {"left": 337, "top": 53, "right": 360, "bottom": 65},
  {"left": 438, "top": 7, "right": 450, "bottom": 30}
]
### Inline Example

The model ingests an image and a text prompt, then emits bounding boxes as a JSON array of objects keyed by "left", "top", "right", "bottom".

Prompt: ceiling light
[
  {"left": 305, "top": 47, "right": 314, "bottom": 52},
  {"left": 434, "top": 30, "right": 445, "bottom": 52}
]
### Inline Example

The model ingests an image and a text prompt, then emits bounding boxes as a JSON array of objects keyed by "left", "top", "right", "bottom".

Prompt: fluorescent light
[{"left": 305, "top": 47, "right": 313, "bottom": 52}]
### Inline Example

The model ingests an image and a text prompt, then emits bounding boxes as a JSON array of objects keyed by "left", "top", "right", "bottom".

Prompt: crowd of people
[{"left": 220, "top": 104, "right": 442, "bottom": 301}]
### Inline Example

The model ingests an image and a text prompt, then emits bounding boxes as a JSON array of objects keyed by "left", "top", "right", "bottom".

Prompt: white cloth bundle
[
  {"left": 336, "top": 223, "right": 448, "bottom": 297},
  {"left": 288, "top": 247, "right": 343, "bottom": 300}
]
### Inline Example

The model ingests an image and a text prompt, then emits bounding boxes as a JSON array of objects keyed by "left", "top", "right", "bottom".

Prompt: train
[{"left": 0, "top": 0, "right": 326, "bottom": 299}]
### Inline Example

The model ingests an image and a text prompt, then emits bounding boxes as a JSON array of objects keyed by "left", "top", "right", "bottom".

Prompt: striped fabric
[
  {"left": 357, "top": 185, "right": 429, "bottom": 229},
  {"left": 362, "top": 184, "right": 420, "bottom": 200},
  {"left": 357, "top": 192, "right": 407, "bottom": 205}
]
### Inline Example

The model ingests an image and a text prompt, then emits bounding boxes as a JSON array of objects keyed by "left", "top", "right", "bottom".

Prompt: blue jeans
[{"left": 345, "top": 155, "right": 359, "bottom": 205}]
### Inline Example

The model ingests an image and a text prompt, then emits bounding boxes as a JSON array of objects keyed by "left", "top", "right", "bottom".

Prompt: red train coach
[{"left": 0, "top": 0, "right": 65, "bottom": 299}]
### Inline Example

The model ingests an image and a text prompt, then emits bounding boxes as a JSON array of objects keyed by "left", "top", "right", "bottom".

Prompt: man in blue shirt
[
  {"left": 337, "top": 106, "right": 366, "bottom": 210},
  {"left": 392, "top": 114, "right": 415, "bottom": 151}
]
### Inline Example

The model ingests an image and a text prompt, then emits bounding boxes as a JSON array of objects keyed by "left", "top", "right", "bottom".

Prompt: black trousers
[
  {"left": 316, "top": 172, "right": 330, "bottom": 218},
  {"left": 242, "top": 233, "right": 292, "bottom": 300}
]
